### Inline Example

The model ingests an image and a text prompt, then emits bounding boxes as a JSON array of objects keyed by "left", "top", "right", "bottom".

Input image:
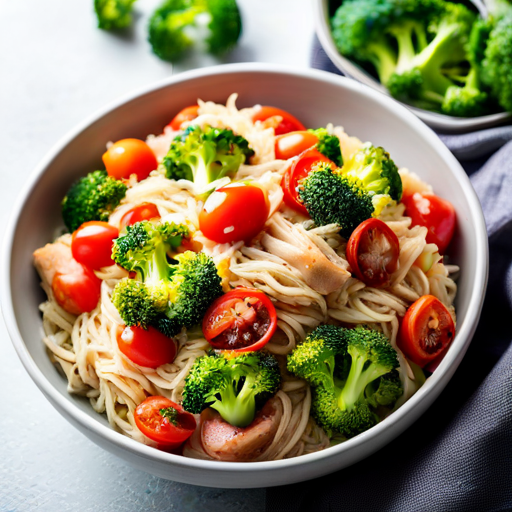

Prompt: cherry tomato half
[
  {"left": 199, "top": 183, "right": 270, "bottom": 244},
  {"left": 71, "top": 221, "right": 119, "bottom": 270},
  {"left": 346, "top": 218, "right": 400, "bottom": 288},
  {"left": 117, "top": 325, "right": 177, "bottom": 368},
  {"left": 275, "top": 131, "right": 318, "bottom": 160},
  {"left": 252, "top": 106, "right": 306, "bottom": 135},
  {"left": 52, "top": 265, "right": 101, "bottom": 316},
  {"left": 167, "top": 105, "right": 200, "bottom": 131},
  {"left": 281, "top": 147, "right": 335, "bottom": 215},
  {"left": 397, "top": 295, "right": 455, "bottom": 368},
  {"left": 402, "top": 192, "right": 456, "bottom": 254},
  {"left": 134, "top": 396, "right": 196, "bottom": 449},
  {"left": 102, "top": 138, "right": 158, "bottom": 181},
  {"left": 203, "top": 288, "right": 277, "bottom": 351},
  {"left": 119, "top": 203, "right": 161, "bottom": 230}
]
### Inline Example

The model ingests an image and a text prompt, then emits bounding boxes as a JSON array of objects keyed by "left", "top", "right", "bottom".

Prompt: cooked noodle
[{"left": 37, "top": 94, "right": 458, "bottom": 461}]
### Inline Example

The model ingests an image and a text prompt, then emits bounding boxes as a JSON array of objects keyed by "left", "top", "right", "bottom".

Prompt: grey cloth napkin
[{"left": 265, "top": 39, "right": 512, "bottom": 512}]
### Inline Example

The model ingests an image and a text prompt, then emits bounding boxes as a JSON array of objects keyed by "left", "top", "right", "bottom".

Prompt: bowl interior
[
  {"left": 3, "top": 65, "right": 487, "bottom": 487},
  {"left": 314, "top": 0, "right": 512, "bottom": 132}
]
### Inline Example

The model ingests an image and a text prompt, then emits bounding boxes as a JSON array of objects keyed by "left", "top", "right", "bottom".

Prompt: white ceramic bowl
[
  {"left": 313, "top": 0, "right": 512, "bottom": 133},
  {"left": 1, "top": 63, "right": 488, "bottom": 488}
]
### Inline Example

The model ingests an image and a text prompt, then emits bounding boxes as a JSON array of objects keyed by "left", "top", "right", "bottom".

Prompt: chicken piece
[
  {"left": 261, "top": 213, "right": 350, "bottom": 295},
  {"left": 33, "top": 235, "right": 77, "bottom": 289},
  {"left": 199, "top": 397, "right": 283, "bottom": 462}
]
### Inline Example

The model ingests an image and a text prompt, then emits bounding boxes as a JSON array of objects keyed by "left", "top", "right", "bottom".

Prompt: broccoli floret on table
[
  {"left": 182, "top": 351, "right": 281, "bottom": 427},
  {"left": 61, "top": 170, "right": 127, "bottom": 232},
  {"left": 298, "top": 144, "right": 401, "bottom": 238},
  {"left": 287, "top": 324, "right": 402, "bottom": 438},
  {"left": 162, "top": 125, "right": 254, "bottom": 194},
  {"left": 111, "top": 220, "right": 223, "bottom": 336},
  {"left": 94, "top": 0, "right": 137, "bottom": 30},
  {"left": 148, "top": 0, "right": 242, "bottom": 62}
]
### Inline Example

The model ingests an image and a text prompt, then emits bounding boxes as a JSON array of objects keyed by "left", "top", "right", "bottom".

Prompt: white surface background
[{"left": 0, "top": 1, "right": 314, "bottom": 510}]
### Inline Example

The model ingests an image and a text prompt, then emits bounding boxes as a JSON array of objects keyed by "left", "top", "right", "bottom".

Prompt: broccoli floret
[
  {"left": 309, "top": 128, "right": 343, "bottom": 167},
  {"left": 111, "top": 221, "right": 222, "bottom": 335},
  {"left": 331, "top": 0, "right": 445, "bottom": 85},
  {"left": 287, "top": 324, "right": 401, "bottom": 438},
  {"left": 148, "top": 0, "right": 242, "bottom": 63},
  {"left": 298, "top": 145, "right": 401, "bottom": 237},
  {"left": 182, "top": 351, "right": 281, "bottom": 427},
  {"left": 162, "top": 125, "right": 254, "bottom": 193},
  {"left": 61, "top": 170, "right": 127, "bottom": 233},
  {"left": 94, "top": 0, "right": 136, "bottom": 29},
  {"left": 480, "top": 14, "right": 512, "bottom": 113},
  {"left": 441, "top": 68, "right": 490, "bottom": 117},
  {"left": 387, "top": 3, "right": 477, "bottom": 110},
  {"left": 365, "top": 371, "right": 403, "bottom": 408}
]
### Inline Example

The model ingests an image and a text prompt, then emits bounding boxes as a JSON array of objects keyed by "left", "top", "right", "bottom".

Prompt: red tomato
[
  {"left": 119, "top": 203, "right": 161, "bottom": 230},
  {"left": 275, "top": 131, "right": 318, "bottom": 160},
  {"left": 71, "top": 221, "right": 119, "bottom": 270},
  {"left": 134, "top": 396, "right": 196, "bottom": 449},
  {"left": 252, "top": 106, "right": 306, "bottom": 135},
  {"left": 52, "top": 266, "right": 101, "bottom": 316},
  {"left": 167, "top": 105, "right": 200, "bottom": 131},
  {"left": 397, "top": 295, "right": 455, "bottom": 367},
  {"left": 346, "top": 218, "right": 400, "bottom": 288},
  {"left": 117, "top": 325, "right": 177, "bottom": 368},
  {"left": 199, "top": 183, "right": 270, "bottom": 244},
  {"left": 203, "top": 288, "right": 277, "bottom": 351},
  {"left": 402, "top": 192, "right": 456, "bottom": 254},
  {"left": 281, "top": 147, "right": 335, "bottom": 215},
  {"left": 102, "top": 139, "right": 158, "bottom": 181}
]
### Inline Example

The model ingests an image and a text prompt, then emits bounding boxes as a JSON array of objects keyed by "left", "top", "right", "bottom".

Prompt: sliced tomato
[
  {"left": 402, "top": 192, "right": 456, "bottom": 254},
  {"left": 281, "top": 147, "right": 335, "bottom": 215},
  {"left": 199, "top": 183, "right": 270, "bottom": 244},
  {"left": 397, "top": 295, "right": 455, "bottom": 367},
  {"left": 252, "top": 106, "right": 306, "bottom": 135},
  {"left": 134, "top": 396, "right": 196, "bottom": 449},
  {"left": 102, "top": 138, "right": 158, "bottom": 181},
  {"left": 116, "top": 325, "right": 177, "bottom": 368},
  {"left": 167, "top": 105, "right": 200, "bottom": 131},
  {"left": 275, "top": 131, "right": 318, "bottom": 160},
  {"left": 52, "top": 265, "right": 101, "bottom": 315},
  {"left": 203, "top": 288, "right": 277, "bottom": 351},
  {"left": 346, "top": 218, "right": 400, "bottom": 288},
  {"left": 71, "top": 221, "right": 119, "bottom": 270},
  {"left": 119, "top": 203, "right": 161, "bottom": 230}
]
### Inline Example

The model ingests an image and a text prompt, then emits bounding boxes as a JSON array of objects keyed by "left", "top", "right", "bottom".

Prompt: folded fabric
[{"left": 265, "top": 40, "right": 512, "bottom": 512}]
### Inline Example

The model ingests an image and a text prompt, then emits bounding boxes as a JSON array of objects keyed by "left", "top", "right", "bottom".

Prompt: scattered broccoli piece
[
  {"left": 61, "top": 170, "right": 127, "bottom": 233},
  {"left": 182, "top": 351, "right": 281, "bottom": 427},
  {"left": 287, "top": 324, "right": 401, "bottom": 438},
  {"left": 148, "top": 0, "right": 242, "bottom": 63},
  {"left": 111, "top": 220, "right": 222, "bottom": 335},
  {"left": 95, "top": 0, "right": 137, "bottom": 30},
  {"left": 162, "top": 125, "right": 254, "bottom": 193},
  {"left": 298, "top": 144, "right": 401, "bottom": 237},
  {"left": 309, "top": 128, "right": 343, "bottom": 167},
  {"left": 480, "top": 14, "right": 512, "bottom": 113}
]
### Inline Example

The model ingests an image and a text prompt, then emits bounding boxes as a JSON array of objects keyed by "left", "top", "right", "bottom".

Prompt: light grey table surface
[{"left": 0, "top": 1, "right": 314, "bottom": 510}]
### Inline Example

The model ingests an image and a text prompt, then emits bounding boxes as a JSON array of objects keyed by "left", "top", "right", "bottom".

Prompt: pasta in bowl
[{"left": 2, "top": 64, "right": 487, "bottom": 487}]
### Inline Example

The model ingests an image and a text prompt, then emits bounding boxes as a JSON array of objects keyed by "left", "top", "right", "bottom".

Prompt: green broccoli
[
  {"left": 441, "top": 68, "right": 490, "bottom": 117},
  {"left": 94, "top": 0, "right": 137, "bottom": 30},
  {"left": 331, "top": 0, "right": 446, "bottom": 86},
  {"left": 309, "top": 128, "right": 343, "bottom": 167},
  {"left": 298, "top": 144, "right": 402, "bottom": 238},
  {"left": 111, "top": 220, "right": 223, "bottom": 335},
  {"left": 61, "top": 170, "right": 127, "bottom": 233},
  {"left": 182, "top": 351, "right": 281, "bottom": 427},
  {"left": 162, "top": 125, "right": 254, "bottom": 193},
  {"left": 287, "top": 324, "right": 401, "bottom": 438},
  {"left": 148, "top": 0, "right": 242, "bottom": 63}
]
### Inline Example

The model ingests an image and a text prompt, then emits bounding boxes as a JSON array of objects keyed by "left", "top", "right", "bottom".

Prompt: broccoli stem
[
  {"left": 211, "top": 376, "right": 257, "bottom": 428},
  {"left": 366, "top": 40, "right": 398, "bottom": 85}
]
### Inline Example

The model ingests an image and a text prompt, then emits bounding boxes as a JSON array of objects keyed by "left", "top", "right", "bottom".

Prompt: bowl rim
[
  {"left": 1, "top": 62, "right": 489, "bottom": 476},
  {"left": 313, "top": 0, "right": 512, "bottom": 132}
]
